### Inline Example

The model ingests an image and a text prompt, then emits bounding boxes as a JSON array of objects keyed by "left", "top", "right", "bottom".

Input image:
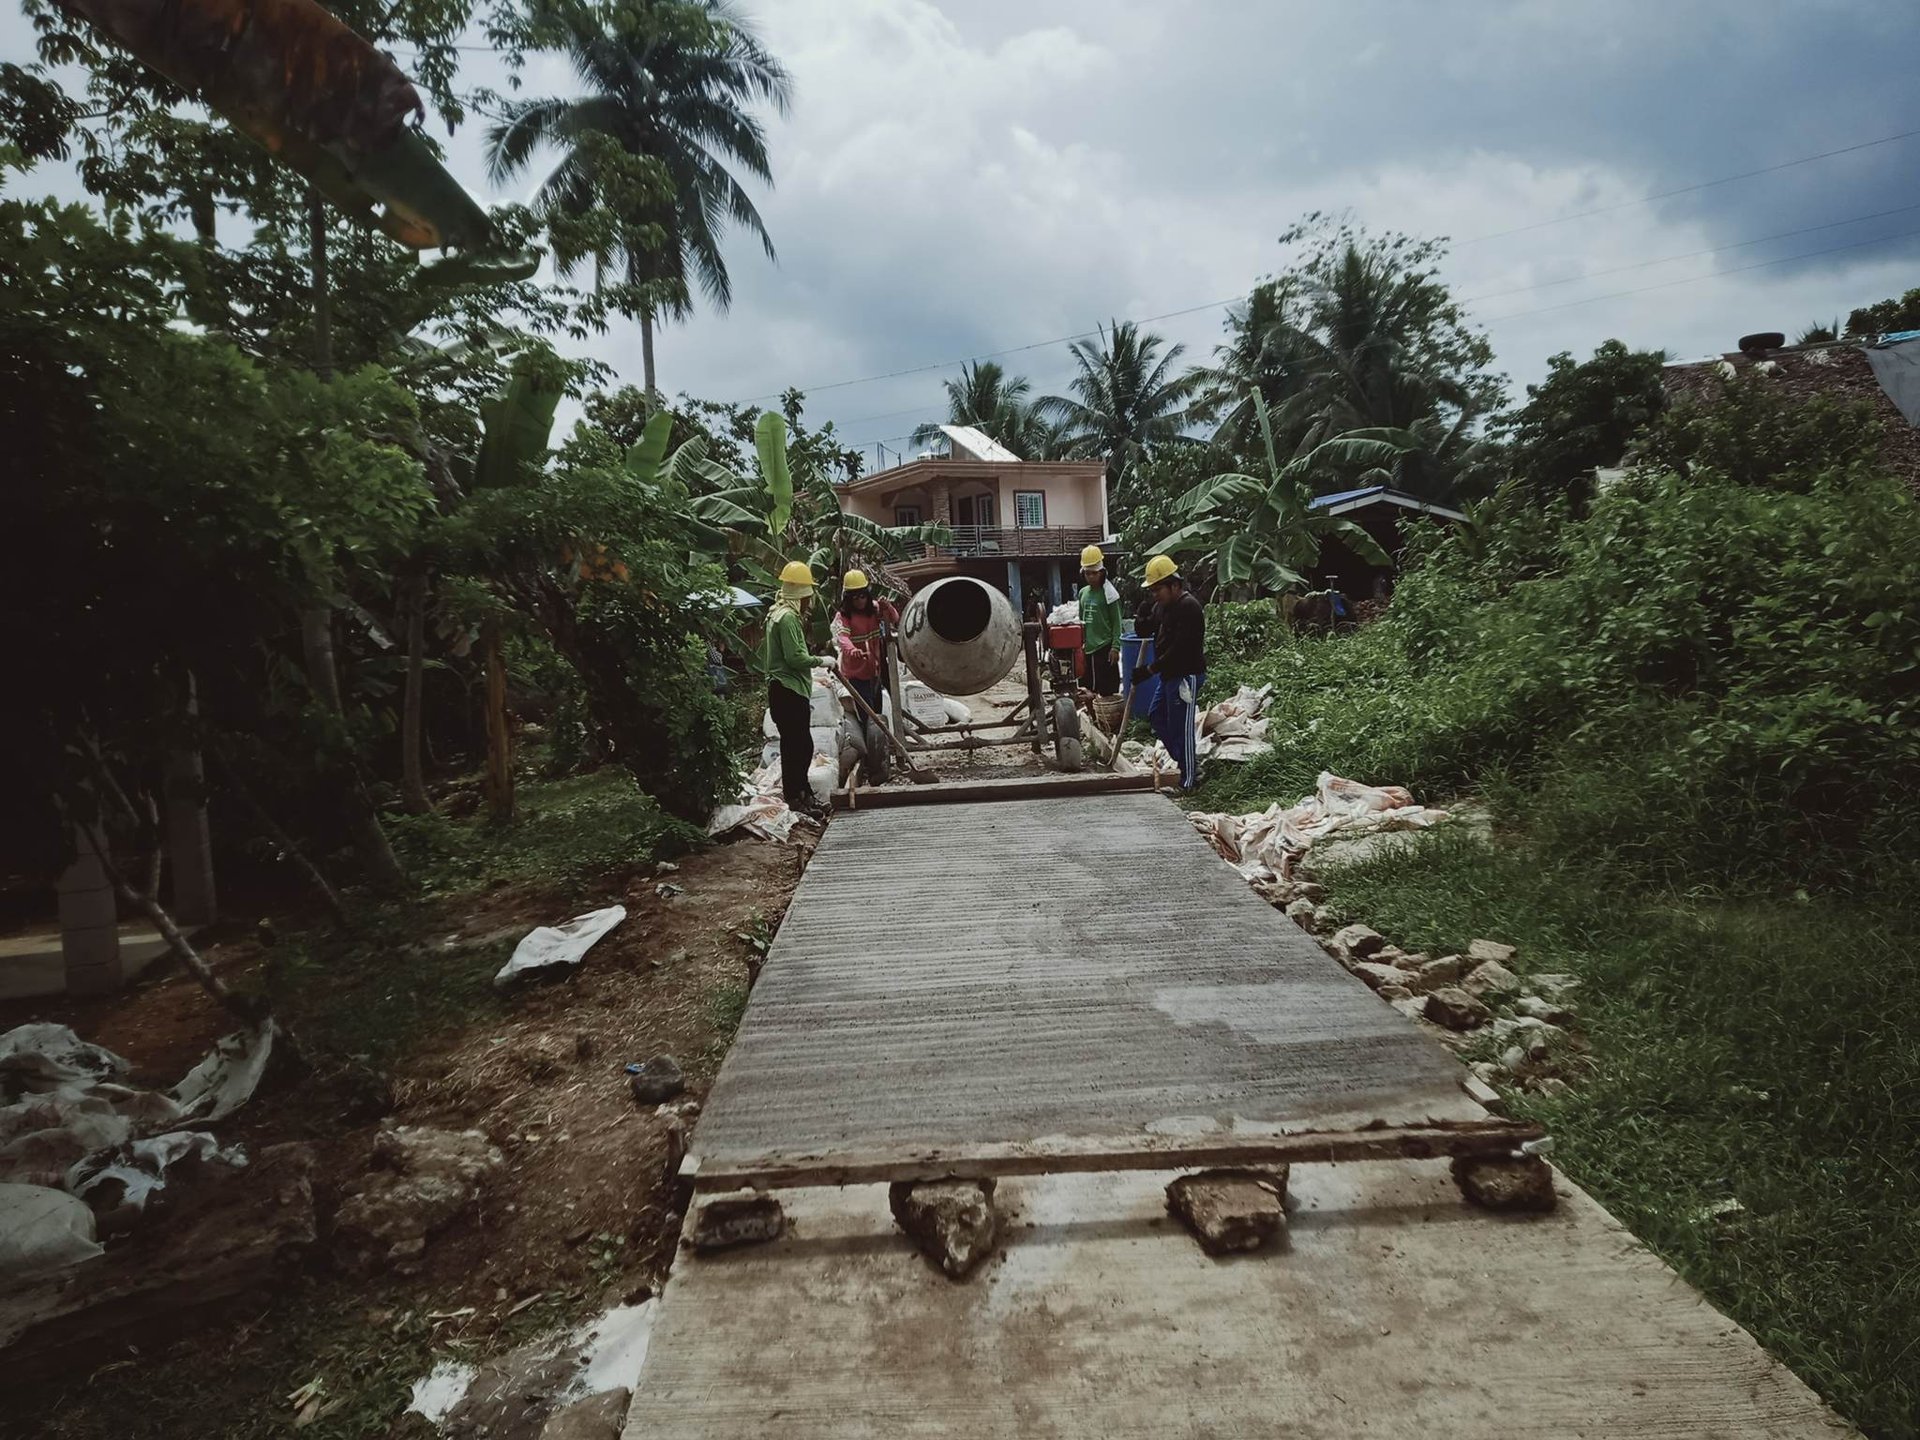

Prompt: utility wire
[
  {"left": 1475, "top": 221, "right": 1920, "bottom": 324},
  {"left": 834, "top": 211, "right": 1920, "bottom": 449},
  {"left": 732, "top": 125, "right": 1920, "bottom": 407},
  {"left": 1455, "top": 127, "right": 1920, "bottom": 246}
]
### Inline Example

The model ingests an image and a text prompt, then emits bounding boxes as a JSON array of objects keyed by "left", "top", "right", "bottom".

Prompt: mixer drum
[{"left": 895, "top": 575, "right": 1022, "bottom": 696}]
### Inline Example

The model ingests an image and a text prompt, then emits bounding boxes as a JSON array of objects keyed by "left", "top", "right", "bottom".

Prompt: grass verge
[{"left": 1322, "top": 827, "right": 1920, "bottom": 1440}]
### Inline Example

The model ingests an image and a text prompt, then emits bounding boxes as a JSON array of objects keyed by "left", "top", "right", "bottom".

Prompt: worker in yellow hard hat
[
  {"left": 1077, "top": 545, "right": 1122, "bottom": 699},
  {"left": 764, "top": 560, "right": 825, "bottom": 816},
  {"left": 1132, "top": 554, "right": 1207, "bottom": 788},
  {"left": 830, "top": 568, "right": 899, "bottom": 724}
]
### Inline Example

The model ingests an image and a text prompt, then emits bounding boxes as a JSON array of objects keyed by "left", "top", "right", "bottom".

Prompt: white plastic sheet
[
  {"left": 66, "top": 1131, "right": 244, "bottom": 1222},
  {"left": 1189, "top": 772, "right": 1450, "bottom": 882},
  {"left": 170, "top": 1021, "right": 277, "bottom": 1124},
  {"left": 707, "top": 761, "right": 821, "bottom": 844},
  {"left": 0, "top": 1183, "right": 102, "bottom": 1279},
  {"left": 493, "top": 906, "right": 628, "bottom": 989}
]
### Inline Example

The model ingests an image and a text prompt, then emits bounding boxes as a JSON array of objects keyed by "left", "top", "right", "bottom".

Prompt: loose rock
[
  {"left": 1534, "top": 1077, "right": 1572, "bottom": 1098},
  {"left": 1373, "top": 945, "right": 1409, "bottom": 968},
  {"left": 1515, "top": 995, "right": 1575, "bottom": 1026},
  {"left": 333, "top": 1127, "right": 503, "bottom": 1275},
  {"left": 1420, "top": 955, "right": 1467, "bottom": 987},
  {"left": 1530, "top": 972, "right": 1580, "bottom": 1001},
  {"left": 889, "top": 1179, "right": 998, "bottom": 1279},
  {"left": 1331, "top": 924, "right": 1386, "bottom": 961},
  {"left": 1423, "top": 987, "right": 1491, "bottom": 1032},
  {"left": 1284, "top": 899, "right": 1317, "bottom": 929},
  {"left": 1452, "top": 1155, "right": 1556, "bottom": 1212},
  {"left": 539, "top": 1389, "right": 631, "bottom": 1440},
  {"left": 1166, "top": 1169, "right": 1289, "bottom": 1255},
  {"left": 1467, "top": 938, "right": 1519, "bottom": 966},
  {"left": 628, "top": 1055, "right": 686, "bottom": 1105},
  {"left": 1391, "top": 950, "right": 1431, "bottom": 972},
  {"left": 1350, "top": 962, "right": 1403, "bottom": 991},
  {"left": 1377, "top": 983, "right": 1412, "bottom": 1002},
  {"left": 1462, "top": 959, "right": 1522, "bottom": 999},
  {"left": 688, "top": 1191, "right": 786, "bottom": 1251}
]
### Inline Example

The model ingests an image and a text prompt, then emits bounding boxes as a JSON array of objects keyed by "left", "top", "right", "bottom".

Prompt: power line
[
  {"left": 732, "top": 124, "right": 1920, "bottom": 407},
  {"left": 1477, "top": 221, "right": 1920, "bottom": 324},
  {"left": 833, "top": 207, "right": 1920, "bottom": 447},
  {"left": 1455, "top": 127, "right": 1920, "bottom": 247}
]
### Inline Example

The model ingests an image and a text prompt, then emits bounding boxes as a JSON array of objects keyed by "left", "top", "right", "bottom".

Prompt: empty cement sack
[{"left": 494, "top": 907, "right": 627, "bottom": 989}]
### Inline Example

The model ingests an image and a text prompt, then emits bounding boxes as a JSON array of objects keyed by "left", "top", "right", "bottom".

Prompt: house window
[
  {"left": 1013, "top": 491, "right": 1046, "bottom": 528},
  {"left": 894, "top": 505, "right": 921, "bottom": 526},
  {"left": 954, "top": 494, "right": 995, "bottom": 527}
]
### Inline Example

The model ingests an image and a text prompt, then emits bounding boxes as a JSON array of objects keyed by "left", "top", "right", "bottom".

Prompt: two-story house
[{"left": 835, "top": 426, "right": 1112, "bottom": 611}]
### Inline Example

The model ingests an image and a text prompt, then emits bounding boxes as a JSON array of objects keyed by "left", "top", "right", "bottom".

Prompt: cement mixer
[{"left": 885, "top": 575, "right": 1084, "bottom": 772}]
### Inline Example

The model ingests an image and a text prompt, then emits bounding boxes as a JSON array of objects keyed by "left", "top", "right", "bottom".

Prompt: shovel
[{"left": 827, "top": 667, "right": 939, "bottom": 784}]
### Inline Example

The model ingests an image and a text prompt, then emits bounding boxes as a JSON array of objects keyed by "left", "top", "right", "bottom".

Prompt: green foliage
[
  {"left": 485, "top": 0, "right": 792, "bottom": 330},
  {"left": 1499, "top": 339, "right": 1667, "bottom": 507},
  {"left": 1037, "top": 319, "right": 1201, "bottom": 494},
  {"left": 1150, "top": 392, "right": 1396, "bottom": 596},
  {"left": 388, "top": 766, "right": 695, "bottom": 896},
  {"left": 1194, "top": 465, "right": 1920, "bottom": 895},
  {"left": 911, "top": 359, "right": 1069, "bottom": 460},
  {"left": 1845, "top": 284, "right": 1920, "bottom": 338},
  {"left": 1325, "top": 833, "right": 1920, "bottom": 1440},
  {"left": 1199, "top": 218, "right": 1503, "bottom": 502},
  {"left": 1641, "top": 370, "right": 1885, "bottom": 491}
]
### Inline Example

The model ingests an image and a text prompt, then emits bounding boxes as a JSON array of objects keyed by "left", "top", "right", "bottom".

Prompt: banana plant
[
  {"left": 1151, "top": 390, "right": 1399, "bottom": 596},
  {"left": 677, "top": 413, "right": 951, "bottom": 606},
  {"left": 54, "top": 0, "right": 536, "bottom": 278}
]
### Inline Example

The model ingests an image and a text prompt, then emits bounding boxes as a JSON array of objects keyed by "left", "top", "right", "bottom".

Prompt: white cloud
[{"left": 7, "top": 0, "right": 1915, "bottom": 463}]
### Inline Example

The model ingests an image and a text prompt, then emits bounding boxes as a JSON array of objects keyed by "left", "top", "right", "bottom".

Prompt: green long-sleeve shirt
[
  {"left": 763, "top": 600, "right": 814, "bottom": 698},
  {"left": 1078, "top": 582, "right": 1121, "bottom": 652}
]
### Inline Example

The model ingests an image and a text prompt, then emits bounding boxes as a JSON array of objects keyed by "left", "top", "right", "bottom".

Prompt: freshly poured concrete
[
  {"left": 626, "top": 1163, "right": 1851, "bottom": 1438},
  {"left": 642, "top": 790, "right": 1852, "bottom": 1436},
  {"left": 691, "top": 794, "right": 1477, "bottom": 1174}
]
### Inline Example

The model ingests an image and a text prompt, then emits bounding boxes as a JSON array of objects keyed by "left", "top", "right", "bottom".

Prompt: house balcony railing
[{"left": 918, "top": 523, "right": 1103, "bottom": 561}]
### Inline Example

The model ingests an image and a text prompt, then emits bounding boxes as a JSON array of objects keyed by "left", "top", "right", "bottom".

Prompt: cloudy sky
[{"left": 15, "top": 0, "right": 1920, "bottom": 466}]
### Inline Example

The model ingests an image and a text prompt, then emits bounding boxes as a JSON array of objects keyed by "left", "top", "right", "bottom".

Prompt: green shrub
[{"left": 1195, "top": 466, "right": 1920, "bottom": 895}]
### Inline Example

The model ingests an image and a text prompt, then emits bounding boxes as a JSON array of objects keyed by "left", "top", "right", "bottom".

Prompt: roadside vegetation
[{"left": 1192, "top": 376, "right": 1920, "bottom": 1439}]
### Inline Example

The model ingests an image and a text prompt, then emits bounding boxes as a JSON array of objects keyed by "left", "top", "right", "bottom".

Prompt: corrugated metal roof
[
  {"left": 1311, "top": 485, "right": 1387, "bottom": 508},
  {"left": 1310, "top": 486, "right": 1468, "bottom": 523},
  {"left": 939, "top": 424, "right": 1023, "bottom": 463}
]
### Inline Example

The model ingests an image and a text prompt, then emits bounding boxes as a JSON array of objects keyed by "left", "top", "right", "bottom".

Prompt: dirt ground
[{"left": 2, "top": 833, "right": 806, "bottom": 1438}]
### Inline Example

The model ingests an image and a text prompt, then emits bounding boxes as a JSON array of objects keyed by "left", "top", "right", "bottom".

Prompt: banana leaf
[
  {"left": 55, "top": 0, "right": 535, "bottom": 272},
  {"left": 474, "top": 359, "right": 561, "bottom": 490},
  {"left": 756, "top": 411, "right": 793, "bottom": 538}
]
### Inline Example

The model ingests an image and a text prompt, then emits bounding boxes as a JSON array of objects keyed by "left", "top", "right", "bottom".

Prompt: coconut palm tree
[
  {"left": 1038, "top": 320, "right": 1199, "bottom": 501},
  {"left": 1191, "top": 279, "right": 1317, "bottom": 452},
  {"left": 1150, "top": 391, "right": 1397, "bottom": 602},
  {"left": 486, "top": 0, "right": 792, "bottom": 394},
  {"left": 910, "top": 360, "right": 1069, "bottom": 459}
]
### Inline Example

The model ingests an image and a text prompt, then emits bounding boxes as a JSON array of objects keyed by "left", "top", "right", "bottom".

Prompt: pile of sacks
[
  {"left": 1119, "top": 682, "right": 1277, "bottom": 775},
  {"left": 0, "top": 1021, "right": 273, "bottom": 1280},
  {"left": 709, "top": 668, "right": 973, "bottom": 840},
  {"left": 1189, "top": 771, "right": 1449, "bottom": 882}
]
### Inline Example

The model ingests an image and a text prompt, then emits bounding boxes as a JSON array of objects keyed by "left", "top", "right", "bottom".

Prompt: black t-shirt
[{"left": 1151, "top": 590, "right": 1206, "bottom": 677}]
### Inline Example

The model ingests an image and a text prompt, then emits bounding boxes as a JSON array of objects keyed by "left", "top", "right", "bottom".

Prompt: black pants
[
  {"left": 846, "top": 674, "right": 885, "bottom": 719},
  {"left": 1086, "top": 645, "right": 1120, "bottom": 697},
  {"left": 768, "top": 681, "right": 814, "bottom": 806}
]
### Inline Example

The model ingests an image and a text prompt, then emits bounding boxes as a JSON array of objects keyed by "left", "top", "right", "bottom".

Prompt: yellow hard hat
[
  {"left": 778, "top": 560, "right": 815, "bottom": 587},
  {"left": 1080, "top": 545, "right": 1105, "bottom": 569},
  {"left": 842, "top": 569, "right": 869, "bottom": 591},
  {"left": 1144, "top": 554, "right": 1180, "bottom": 586}
]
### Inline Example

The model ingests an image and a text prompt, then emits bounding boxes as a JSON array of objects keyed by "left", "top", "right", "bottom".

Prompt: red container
[{"left": 1046, "top": 622, "right": 1085, "bottom": 651}]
